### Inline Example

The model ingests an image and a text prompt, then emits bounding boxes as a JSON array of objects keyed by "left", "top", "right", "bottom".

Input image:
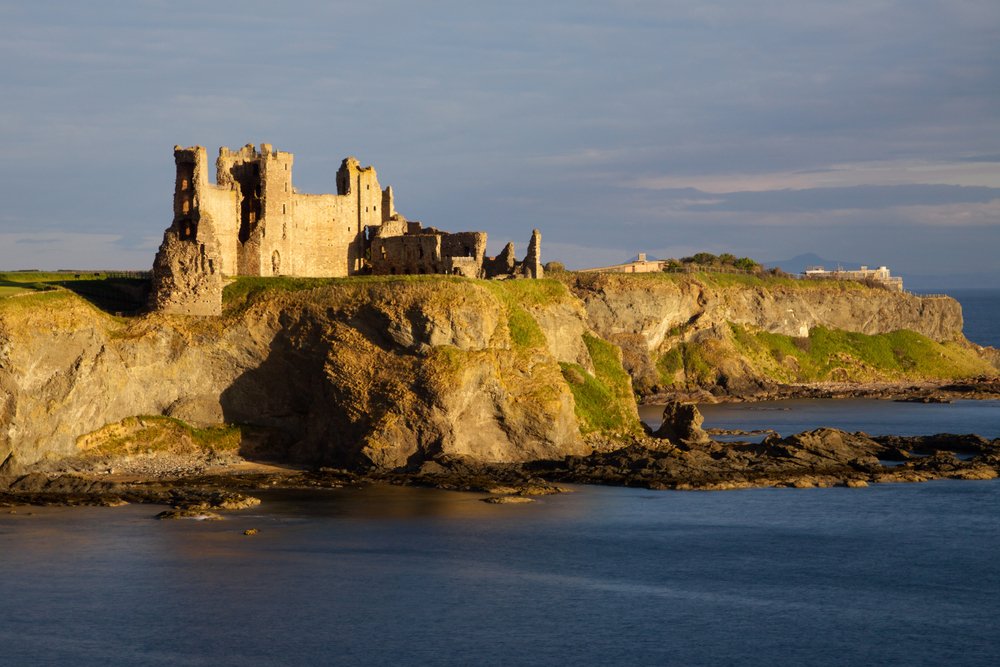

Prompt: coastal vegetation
[
  {"left": 560, "top": 333, "right": 641, "bottom": 435},
  {"left": 1, "top": 271, "right": 996, "bottom": 478},
  {"left": 76, "top": 416, "right": 243, "bottom": 458},
  {"left": 657, "top": 324, "right": 995, "bottom": 389},
  {"left": 566, "top": 268, "right": 874, "bottom": 291}
]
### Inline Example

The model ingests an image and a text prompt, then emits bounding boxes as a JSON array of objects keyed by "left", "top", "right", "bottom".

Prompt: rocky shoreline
[
  {"left": 647, "top": 376, "right": 1000, "bottom": 405},
  {"left": 3, "top": 424, "right": 998, "bottom": 514}
]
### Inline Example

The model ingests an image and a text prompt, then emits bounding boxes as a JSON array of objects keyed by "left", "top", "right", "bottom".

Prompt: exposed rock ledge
[
  {"left": 2, "top": 274, "right": 998, "bottom": 483},
  {"left": 0, "top": 280, "right": 597, "bottom": 472},
  {"left": 2, "top": 427, "right": 997, "bottom": 509}
]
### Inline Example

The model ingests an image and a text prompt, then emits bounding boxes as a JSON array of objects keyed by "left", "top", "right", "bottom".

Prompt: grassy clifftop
[
  {"left": 2, "top": 275, "right": 643, "bottom": 470},
  {"left": 657, "top": 323, "right": 994, "bottom": 392},
  {"left": 562, "top": 270, "right": 880, "bottom": 292}
]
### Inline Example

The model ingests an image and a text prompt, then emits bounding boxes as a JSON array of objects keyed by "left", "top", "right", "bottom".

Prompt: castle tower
[
  {"left": 216, "top": 144, "right": 295, "bottom": 276},
  {"left": 149, "top": 146, "right": 224, "bottom": 316}
]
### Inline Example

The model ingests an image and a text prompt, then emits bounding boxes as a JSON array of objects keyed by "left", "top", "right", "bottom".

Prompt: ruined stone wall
[
  {"left": 149, "top": 146, "right": 225, "bottom": 315},
  {"left": 292, "top": 193, "right": 360, "bottom": 277},
  {"left": 151, "top": 143, "right": 540, "bottom": 316},
  {"left": 484, "top": 242, "right": 516, "bottom": 278},
  {"left": 440, "top": 231, "right": 487, "bottom": 266},
  {"left": 198, "top": 184, "right": 239, "bottom": 276},
  {"left": 520, "top": 229, "right": 543, "bottom": 279},
  {"left": 370, "top": 235, "right": 442, "bottom": 274},
  {"left": 257, "top": 146, "right": 294, "bottom": 276}
]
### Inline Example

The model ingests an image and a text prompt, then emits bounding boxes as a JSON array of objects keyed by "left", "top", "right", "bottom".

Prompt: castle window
[
  {"left": 181, "top": 198, "right": 190, "bottom": 214},
  {"left": 178, "top": 163, "right": 194, "bottom": 193},
  {"left": 179, "top": 218, "right": 197, "bottom": 240},
  {"left": 282, "top": 204, "right": 286, "bottom": 215}
]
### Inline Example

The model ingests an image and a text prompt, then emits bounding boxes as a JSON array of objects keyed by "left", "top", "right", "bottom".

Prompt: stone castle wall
[{"left": 151, "top": 143, "right": 542, "bottom": 315}]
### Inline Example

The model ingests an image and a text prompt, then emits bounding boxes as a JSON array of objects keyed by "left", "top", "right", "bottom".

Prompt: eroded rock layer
[{"left": 0, "top": 280, "right": 596, "bottom": 470}]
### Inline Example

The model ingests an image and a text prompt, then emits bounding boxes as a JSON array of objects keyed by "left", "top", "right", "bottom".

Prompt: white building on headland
[
  {"left": 802, "top": 265, "right": 903, "bottom": 291},
  {"left": 578, "top": 253, "right": 667, "bottom": 274}
]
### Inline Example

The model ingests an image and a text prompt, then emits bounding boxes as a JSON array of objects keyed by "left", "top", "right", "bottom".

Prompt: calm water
[
  {"left": 640, "top": 398, "right": 1000, "bottom": 438},
  {"left": 944, "top": 288, "right": 1000, "bottom": 348},
  {"left": 1, "top": 290, "right": 997, "bottom": 665},
  {"left": 1, "top": 481, "right": 998, "bottom": 666}
]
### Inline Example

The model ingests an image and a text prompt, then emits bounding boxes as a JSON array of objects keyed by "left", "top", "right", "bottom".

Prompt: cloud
[
  {"left": 682, "top": 185, "right": 1000, "bottom": 214},
  {"left": 1, "top": 0, "right": 998, "bottom": 282},
  {"left": 631, "top": 160, "right": 1000, "bottom": 193},
  {"left": 0, "top": 234, "right": 154, "bottom": 270}
]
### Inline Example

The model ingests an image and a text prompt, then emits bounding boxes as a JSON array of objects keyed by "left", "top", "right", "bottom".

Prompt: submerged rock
[
  {"left": 155, "top": 509, "right": 224, "bottom": 520},
  {"left": 481, "top": 495, "right": 534, "bottom": 504}
]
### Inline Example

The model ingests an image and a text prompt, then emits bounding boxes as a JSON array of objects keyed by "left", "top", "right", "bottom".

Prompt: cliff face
[
  {"left": 570, "top": 273, "right": 964, "bottom": 345},
  {"left": 0, "top": 273, "right": 993, "bottom": 471},
  {"left": 0, "top": 280, "right": 602, "bottom": 470},
  {"left": 564, "top": 273, "right": 990, "bottom": 395}
]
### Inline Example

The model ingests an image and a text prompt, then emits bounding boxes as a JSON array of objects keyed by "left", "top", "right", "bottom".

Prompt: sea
[{"left": 0, "top": 289, "right": 998, "bottom": 666}]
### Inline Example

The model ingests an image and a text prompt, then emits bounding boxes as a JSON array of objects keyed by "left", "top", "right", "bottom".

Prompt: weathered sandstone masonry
[{"left": 151, "top": 144, "right": 543, "bottom": 315}]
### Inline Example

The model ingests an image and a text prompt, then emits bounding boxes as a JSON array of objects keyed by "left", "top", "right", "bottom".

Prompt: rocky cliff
[
  {"left": 0, "top": 279, "right": 625, "bottom": 470},
  {"left": 1, "top": 273, "right": 994, "bottom": 471},
  {"left": 563, "top": 273, "right": 994, "bottom": 396}
]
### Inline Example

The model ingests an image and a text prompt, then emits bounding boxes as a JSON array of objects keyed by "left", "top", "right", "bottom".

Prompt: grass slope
[
  {"left": 561, "top": 333, "right": 640, "bottom": 434},
  {"left": 659, "top": 323, "right": 994, "bottom": 388}
]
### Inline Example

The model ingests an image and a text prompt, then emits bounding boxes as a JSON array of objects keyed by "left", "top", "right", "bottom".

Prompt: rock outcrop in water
[
  {"left": 531, "top": 428, "right": 1000, "bottom": 490},
  {"left": 653, "top": 401, "right": 710, "bottom": 444}
]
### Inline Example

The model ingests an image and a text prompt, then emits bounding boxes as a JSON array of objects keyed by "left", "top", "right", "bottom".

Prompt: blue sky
[{"left": 1, "top": 0, "right": 998, "bottom": 286}]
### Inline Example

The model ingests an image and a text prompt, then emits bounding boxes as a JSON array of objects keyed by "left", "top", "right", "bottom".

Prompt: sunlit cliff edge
[{"left": 1, "top": 274, "right": 996, "bottom": 471}]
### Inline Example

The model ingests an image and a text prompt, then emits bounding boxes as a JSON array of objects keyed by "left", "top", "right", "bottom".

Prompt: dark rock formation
[{"left": 653, "top": 401, "right": 710, "bottom": 444}]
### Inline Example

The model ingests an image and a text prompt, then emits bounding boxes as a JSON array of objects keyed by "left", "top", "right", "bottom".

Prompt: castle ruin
[{"left": 151, "top": 144, "right": 542, "bottom": 315}]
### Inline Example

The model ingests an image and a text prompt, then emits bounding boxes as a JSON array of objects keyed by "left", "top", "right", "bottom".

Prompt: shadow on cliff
[
  {"left": 218, "top": 323, "right": 377, "bottom": 469},
  {"left": 59, "top": 277, "right": 151, "bottom": 315}
]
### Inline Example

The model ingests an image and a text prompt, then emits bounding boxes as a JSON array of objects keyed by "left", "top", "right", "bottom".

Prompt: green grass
[
  {"left": 727, "top": 323, "right": 994, "bottom": 382},
  {"left": 221, "top": 275, "right": 568, "bottom": 354},
  {"left": 222, "top": 275, "right": 563, "bottom": 352},
  {"left": 0, "top": 272, "right": 150, "bottom": 314},
  {"left": 569, "top": 270, "right": 876, "bottom": 292},
  {"left": 506, "top": 305, "right": 546, "bottom": 348},
  {"left": 0, "top": 289, "right": 74, "bottom": 311},
  {"left": 221, "top": 274, "right": 474, "bottom": 311},
  {"left": 482, "top": 280, "right": 567, "bottom": 350},
  {"left": 0, "top": 275, "right": 57, "bottom": 298},
  {"left": 0, "top": 270, "right": 118, "bottom": 284},
  {"left": 79, "top": 416, "right": 243, "bottom": 457},
  {"left": 483, "top": 278, "right": 569, "bottom": 307},
  {"left": 560, "top": 333, "right": 640, "bottom": 434}
]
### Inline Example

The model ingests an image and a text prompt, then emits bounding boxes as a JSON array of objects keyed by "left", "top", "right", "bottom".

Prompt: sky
[{"left": 1, "top": 0, "right": 999, "bottom": 287}]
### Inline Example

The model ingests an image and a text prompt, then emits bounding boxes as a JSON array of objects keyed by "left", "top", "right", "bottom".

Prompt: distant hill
[{"left": 764, "top": 253, "right": 863, "bottom": 274}]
